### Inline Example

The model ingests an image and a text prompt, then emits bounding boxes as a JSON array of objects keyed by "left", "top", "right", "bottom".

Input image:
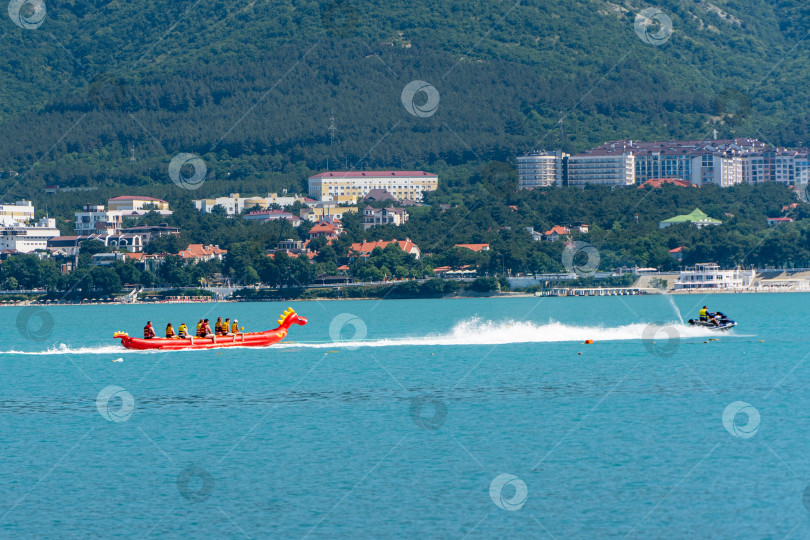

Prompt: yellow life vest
[
  {"left": 699, "top": 308, "right": 708, "bottom": 319},
  {"left": 178, "top": 324, "right": 188, "bottom": 335},
  {"left": 166, "top": 326, "right": 175, "bottom": 338},
  {"left": 231, "top": 321, "right": 239, "bottom": 333}
]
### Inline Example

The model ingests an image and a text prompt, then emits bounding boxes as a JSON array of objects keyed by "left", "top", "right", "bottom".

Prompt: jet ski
[{"left": 687, "top": 311, "right": 736, "bottom": 331}]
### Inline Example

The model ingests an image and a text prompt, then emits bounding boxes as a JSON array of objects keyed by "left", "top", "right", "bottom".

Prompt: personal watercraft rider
[
  {"left": 699, "top": 306, "right": 718, "bottom": 326},
  {"left": 144, "top": 321, "right": 156, "bottom": 339}
]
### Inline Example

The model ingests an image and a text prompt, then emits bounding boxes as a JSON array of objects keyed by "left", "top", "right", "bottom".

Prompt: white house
[{"left": 75, "top": 204, "right": 127, "bottom": 235}]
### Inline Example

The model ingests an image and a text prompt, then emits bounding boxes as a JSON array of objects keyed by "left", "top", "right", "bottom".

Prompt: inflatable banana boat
[{"left": 114, "top": 307, "right": 307, "bottom": 350}]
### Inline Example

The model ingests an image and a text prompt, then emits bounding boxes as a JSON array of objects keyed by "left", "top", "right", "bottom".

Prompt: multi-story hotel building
[
  {"left": 566, "top": 150, "right": 636, "bottom": 186},
  {"left": 518, "top": 138, "right": 810, "bottom": 188},
  {"left": 308, "top": 171, "right": 438, "bottom": 203},
  {"left": 517, "top": 151, "right": 567, "bottom": 188}
]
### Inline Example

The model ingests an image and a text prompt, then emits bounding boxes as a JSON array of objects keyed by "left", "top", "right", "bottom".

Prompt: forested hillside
[{"left": 2, "top": 0, "right": 810, "bottom": 199}]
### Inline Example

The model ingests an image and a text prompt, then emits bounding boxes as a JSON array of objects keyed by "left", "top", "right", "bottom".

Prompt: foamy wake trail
[
  {"left": 2, "top": 344, "right": 151, "bottom": 355},
  {"left": 276, "top": 318, "right": 725, "bottom": 349},
  {"left": 1, "top": 318, "right": 728, "bottom": 354}
]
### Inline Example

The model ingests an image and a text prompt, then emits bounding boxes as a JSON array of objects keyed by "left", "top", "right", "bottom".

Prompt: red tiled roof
[
  {"left": 337, "top": 264, "right": 349, "bottom": 271},
  {"left": 545, "top": 226, "right": 569, "bottom": 236},
  {"left": 454, "top": 243, "right": 490, "bottom": 252},
  {"left": 309, "top": 222, "right": 338, "bottom": 233},
  {"left": 638, "top": 178, "right": 693, "bottom": 188},
  {"left": 349, "top": 238, "right": 419, "bottom": 256},
  {"left": 310, "top": 171, "right": 437, "bottom": 179},
  {"left": 669, "top": 247, "right": 685, "bottom": 253},
  {"left": 767, "top": 217, "right": 793, "bottom": 221},
  {"left": 178, "top": 244, "right": 227, "bottom": 258}
]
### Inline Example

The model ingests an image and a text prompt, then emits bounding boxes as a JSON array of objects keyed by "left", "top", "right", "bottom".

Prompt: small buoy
[
  {"left": 704, "top": 341, "right": 709, "bottom": 343},
  {"left": 217, "top": 352, "right": 222, "bottom": 355},
  {"left": 578, "top": 352, "right": 583, "bottom": 355},
  {"left": 760, "top": 340, "right": 764, "bottom": 342},
  {"left": 328, "top": 350, "right": 339, "bottom": 353},
  {"left": 584, "top": 339, "right": 593, "bottom": 344},
  {"left": 112, "top": 358, "right": 123, "bottom": 363}
]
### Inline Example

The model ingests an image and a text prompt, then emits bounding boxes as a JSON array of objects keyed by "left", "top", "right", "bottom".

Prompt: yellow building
[
  {"left": 0, "top": 200, "right": 35, "bottom": 226},
  {"left": 107, "top": 196, "right": 171, "bottom": 213},
  {"left": 308, "top": 171, "right": 438, "bottom": 203}
]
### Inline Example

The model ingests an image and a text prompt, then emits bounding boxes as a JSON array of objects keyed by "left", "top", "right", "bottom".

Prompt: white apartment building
[
  {"left": 566, "top": 152, "right": 635, "bottom": 186},
  {"left": 517, "top": 151, "right": 567, "bottom": 188},
  {"left": 694, "top": 154, "right": 745, "bottom": 187},
  {"left": 193, "top": 193, "right": 311, "bottom": 215},
  {"left": 0, "top": 217, "right": 60, "bottom": 253},
  {"left": 362, "top": 206, "right": 408, "bottom": 230},
  {"left": 745, "top": 150, "right": 810, "bottom": 186},
  {"left": 0, "top": 200, "right": 35, "bottom": 227},
  {"left": 75, "top": 204, "right": 126, "bottom": 235},
  {"left": 308, "top": 171, "right": 438, "bottom": 203}
]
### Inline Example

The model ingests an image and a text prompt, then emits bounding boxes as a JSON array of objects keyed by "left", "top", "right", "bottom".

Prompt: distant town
[{"left": 1, "top": 139, "right": 810, "bottom": 301}]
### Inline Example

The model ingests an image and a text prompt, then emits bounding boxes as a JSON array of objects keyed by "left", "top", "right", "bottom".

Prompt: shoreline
[{"left": 2, "top": 288, "right": 810, "bottom": 306}]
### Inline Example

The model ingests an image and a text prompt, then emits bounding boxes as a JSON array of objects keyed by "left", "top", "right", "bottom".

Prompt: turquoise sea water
[{"left": 2, "top": 294, "right": 809, "bottom": 538}]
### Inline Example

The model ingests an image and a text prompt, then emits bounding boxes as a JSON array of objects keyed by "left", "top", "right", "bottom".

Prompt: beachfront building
[
  {"left": 362, "top": 206, "right": 408, "bottom": 230},
  {"left": 107, "top": 196, "right": 172, "bottom": 216},
  {"left": 673, "top": 263, "right": 755, "bottom": 290},
  {"left": 193, "top": 193, "right": 313, "bottom": 215},
  {"left": 659, "top": 208, "right": 722, "bottom": 229},
  {"left": 0, "top": 217, "right": 60, "bottom": 253},
  {"left": 517, "top": 151, "right": 567, "bottom": 188},
  {"left": 0, "top": 200, "right": 35, "bottom": 226},
  {"left": 566, "top": 149, "right": 635, "bottom": 186},
  {"left": 308, "top": 171, "right": 438, "bottom": 203}
]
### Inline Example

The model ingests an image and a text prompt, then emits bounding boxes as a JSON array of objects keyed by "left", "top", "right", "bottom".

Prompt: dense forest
[{"left": 2, "top": 0, "right": 810, "bottom": 201}]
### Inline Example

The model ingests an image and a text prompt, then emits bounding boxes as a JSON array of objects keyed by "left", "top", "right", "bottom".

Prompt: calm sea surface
[{"left": 1, "top": 294, "right": 809, "bottom": 538}]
